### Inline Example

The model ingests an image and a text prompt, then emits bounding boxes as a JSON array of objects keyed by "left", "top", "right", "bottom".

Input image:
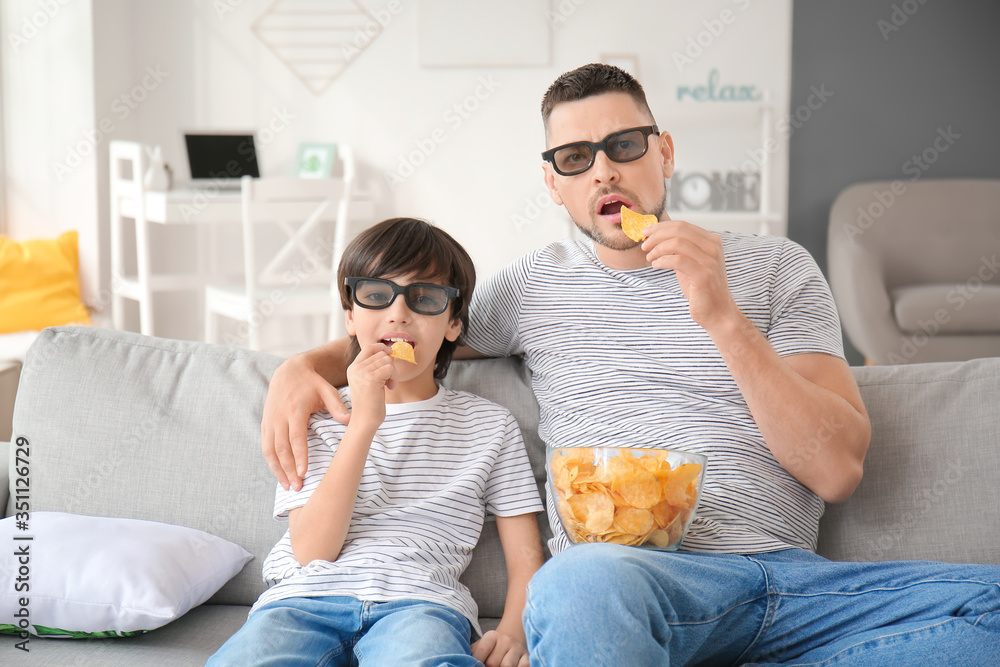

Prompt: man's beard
[{"left": 573, "top": 187, "right": 667, "bottom": 251}]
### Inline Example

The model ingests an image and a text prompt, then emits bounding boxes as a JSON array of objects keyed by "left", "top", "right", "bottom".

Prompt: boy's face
[
  {"left": 344, "top": 273, "right": 462, "bottom": 381},
  {"left": 542, "top": 92, "right": 674, "bottom": 258}
]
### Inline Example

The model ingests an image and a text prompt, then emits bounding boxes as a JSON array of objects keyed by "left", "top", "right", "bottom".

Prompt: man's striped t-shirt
[
  {"left": 254, "top": 386, "right": 543, "bottom": 635},
  {"left": 464, "top": 235, "right": 844, "bottom": 556}
]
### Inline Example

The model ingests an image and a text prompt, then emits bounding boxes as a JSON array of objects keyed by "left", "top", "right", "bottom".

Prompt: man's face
[{"left": 542, "top": 92, "right": 674, "bottom": 255}]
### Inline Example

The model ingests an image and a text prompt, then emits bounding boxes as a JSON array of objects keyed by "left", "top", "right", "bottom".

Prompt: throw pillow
[
  {"left": 0, "top": 230, "right": 91, "bottom": 334},
  {"left": 0, "top": 512, "right": 252, "bottom": 637}
]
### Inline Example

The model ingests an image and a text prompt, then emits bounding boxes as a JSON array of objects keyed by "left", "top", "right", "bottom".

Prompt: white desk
[
  {"left": 120, "top": 187, "right": 374, "bottom": 224},
  {"left": 119, "top": 188, "right": 241, "bottom": 224}
]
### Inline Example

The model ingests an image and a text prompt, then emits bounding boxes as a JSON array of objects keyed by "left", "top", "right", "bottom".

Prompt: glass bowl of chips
[{"left": 547, "top": 446, "right": 706, "bottom": 550}]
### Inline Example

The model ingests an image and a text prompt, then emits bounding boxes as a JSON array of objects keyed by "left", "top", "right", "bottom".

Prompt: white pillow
[{"left": 0, "top": 512, "right": 252, "bottom": 637}]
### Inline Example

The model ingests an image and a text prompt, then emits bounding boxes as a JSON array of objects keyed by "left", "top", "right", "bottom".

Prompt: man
[{"left": 262, "top": 64, "right": 1000, "bottom": 665}]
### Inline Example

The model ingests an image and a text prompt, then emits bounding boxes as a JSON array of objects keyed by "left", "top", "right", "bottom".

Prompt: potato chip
[
  {"left": 614, "top": 507, "right": 655, "bottom": 535},
  {"left": 620, "top": 205, "right": 657, "bottom": 242},
  {"left": 568, "top": 492, "right": 615, "bottom": 534},
  {"left": 618, "top": 472, "right": 662, "bottom": 509},
  {"left": 602, "top": 530, "right": 645, "bottom": 546},
  {"left": 651, "top": 500, "right": 681, "bottom": 529},
  {"left": 646, "top": 529, "right": 672, "bottom": 548},
  {"left": 662, "top": 463, "right": 702, "bottom": 505},
  {"left": 389, "top": 340, "right": 416, "bottom": 364}
]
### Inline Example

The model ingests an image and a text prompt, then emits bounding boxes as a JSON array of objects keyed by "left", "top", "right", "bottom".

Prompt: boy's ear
[{"left": 445, "top": 318, "right": 462, "bottom": 343}]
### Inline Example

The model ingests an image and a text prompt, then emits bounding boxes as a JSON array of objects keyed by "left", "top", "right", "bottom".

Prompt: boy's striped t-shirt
[
  {"left": 254, "top": 386, "right": 543, "bottom": 635},
  {"left": 464, "top": 235, "right": 845, "bottom": 556}
]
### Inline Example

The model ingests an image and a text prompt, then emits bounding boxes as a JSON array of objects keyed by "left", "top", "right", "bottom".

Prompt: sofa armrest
[
  {"left": 1, "top": 440, "right": 9, "bottom": 518},
  {"left": 0, "top": 359, "right": 21, "bottom": 443},
  {"left": 827, "top": 185, "right": 901, "bottom": 364}
]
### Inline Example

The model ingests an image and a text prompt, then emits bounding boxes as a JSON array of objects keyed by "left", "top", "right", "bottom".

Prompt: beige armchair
[{"left": 827, "top": 179, "right": 1000, "bottom": 364}]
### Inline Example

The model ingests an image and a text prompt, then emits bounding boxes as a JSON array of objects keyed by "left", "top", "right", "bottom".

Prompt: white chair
[
  {"left": 109, "top": 140, "right": 155, "bottom": 334},
  {"left": 110, "top": 140, "right": 216, "bottom": 336},
  {"left": 204, "top": 147, "right": 355, "bottom": 353}
]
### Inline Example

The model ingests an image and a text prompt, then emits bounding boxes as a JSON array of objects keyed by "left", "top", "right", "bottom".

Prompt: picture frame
[{"left": 296, "top": 143, "right": 337, "bottom": 179}]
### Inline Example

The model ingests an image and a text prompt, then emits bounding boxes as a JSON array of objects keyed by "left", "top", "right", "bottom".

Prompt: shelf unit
[{"left": 663, "top": 94, "right": 783, "bottom": 237}]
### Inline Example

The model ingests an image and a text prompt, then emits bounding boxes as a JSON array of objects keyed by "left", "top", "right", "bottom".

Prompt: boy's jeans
[
  {"left": 524, "top": 544, "right": 1000, "bottom": 666},
  {"left": 208, "top": 596, "right": 480, "bottom": 667}
]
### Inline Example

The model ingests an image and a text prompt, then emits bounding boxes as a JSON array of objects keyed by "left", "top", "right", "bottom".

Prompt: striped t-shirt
[
  {"left": 464, "top": 235, "right": 844, "bottom": 556},
  {"left": 253, "top": 386, "right": 543, "bottom": 635}
]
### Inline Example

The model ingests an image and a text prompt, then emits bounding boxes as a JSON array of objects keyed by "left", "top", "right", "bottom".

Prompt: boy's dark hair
[
  {"left": 337, "top": 217, "right": 475, "bottom": 380},
  {"left": 541, "top": 63, "right": 655, "bottom": 135}
]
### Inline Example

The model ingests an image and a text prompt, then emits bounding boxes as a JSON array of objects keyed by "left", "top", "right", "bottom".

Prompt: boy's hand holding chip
[{"left": 345, "top": 343, "right": 398, "bottom": 430}]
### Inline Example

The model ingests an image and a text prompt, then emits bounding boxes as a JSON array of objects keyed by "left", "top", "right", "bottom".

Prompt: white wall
[
  {"left": 1, "top": 0, "right": 99, "bottom": 302},
  {"left": 1, "top": 0, "right": 792, "bottom": 345}
]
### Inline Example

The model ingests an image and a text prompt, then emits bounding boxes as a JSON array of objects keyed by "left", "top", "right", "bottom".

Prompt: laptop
[{"left": 183, "top": 132, "right": 260, "bottom": 189}]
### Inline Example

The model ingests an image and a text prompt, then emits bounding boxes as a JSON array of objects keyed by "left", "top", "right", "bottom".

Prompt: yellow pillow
[{"left": 0, "top": 230, "right": 91, "bottom": 334}]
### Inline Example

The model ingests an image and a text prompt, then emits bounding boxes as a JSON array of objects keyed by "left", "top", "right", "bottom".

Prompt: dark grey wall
[{"left": 788, "top": 0, "right": 1000, "bottom": 364}]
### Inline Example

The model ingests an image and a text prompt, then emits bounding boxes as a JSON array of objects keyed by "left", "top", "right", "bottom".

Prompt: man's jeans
[
  {"left": 524, "top": 545, "right": 1000, "bottom": 666},
  {"left": 208, "top": 596, "right": 480, "bottom": 667}
]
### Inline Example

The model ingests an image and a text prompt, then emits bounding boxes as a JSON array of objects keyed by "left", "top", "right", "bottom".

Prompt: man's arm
[
  {"left": 471, "top": 513, "right": 544, "bottom": 667},
  {"left": 707, "top": 318, "right": 869, "bottom": 502},
  {"left": 262, "top": 337, "right": 488, "bottom": 491},
  {"left": 642, "top": 220, "right": 870, "bottom": 503},
  {"left": 262, "top": 337, "right": 353, "bottom": 491}
]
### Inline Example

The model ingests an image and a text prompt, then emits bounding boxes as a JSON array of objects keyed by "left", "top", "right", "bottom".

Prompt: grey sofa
[{"left": 2, "top": 326, "right": 999, "bottom": 665}]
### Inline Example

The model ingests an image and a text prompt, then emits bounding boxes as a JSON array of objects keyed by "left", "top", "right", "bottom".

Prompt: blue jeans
[
  {"left": 208, "top": 596, "right": 481, "bottom": 667},
  {"left": 523, "top": 544, "right": 1000, "bottom": 666}
]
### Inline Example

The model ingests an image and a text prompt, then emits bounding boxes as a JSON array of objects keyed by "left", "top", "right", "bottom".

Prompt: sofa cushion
[
  {"left": 817, "top": 357, "right": 1000, "bottom": 564},
  {"left": 0, "top": 512, "right": 251, "bottom": 636},
  {"left": 8, "top": 327, "right": 286, "bottom": 606},
  {"left": 892, "top": 284, "right": 1000, "bottom": 334}
]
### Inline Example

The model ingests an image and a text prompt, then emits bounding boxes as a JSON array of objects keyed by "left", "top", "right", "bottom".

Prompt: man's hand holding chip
[{"left": 640, "top": 219, "right": 741, "bottom": 333}]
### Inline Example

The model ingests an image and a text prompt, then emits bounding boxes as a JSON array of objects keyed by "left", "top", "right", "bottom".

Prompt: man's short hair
[
  {"left": 337, "top": 217, "right": 476, "bottom": 379},
  {"left": 541, "top": 63, "right": 655, "bottom": 137}
]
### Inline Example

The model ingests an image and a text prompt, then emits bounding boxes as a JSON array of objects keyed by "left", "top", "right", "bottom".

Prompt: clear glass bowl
[{"left": 547, "top": 446, "right": 707, "bottom": 550}]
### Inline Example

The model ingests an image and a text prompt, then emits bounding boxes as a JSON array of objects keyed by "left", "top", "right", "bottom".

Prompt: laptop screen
[{"left": 184, "top": 133, "right": 260, "bottom": 181}]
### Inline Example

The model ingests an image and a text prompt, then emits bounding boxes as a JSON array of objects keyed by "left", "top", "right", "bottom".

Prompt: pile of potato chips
[{"left": 550, "top": 447, "right": 703, "bottom": 548}]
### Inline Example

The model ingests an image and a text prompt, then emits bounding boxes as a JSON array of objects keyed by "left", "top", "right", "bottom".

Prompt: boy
[{"left": 209, "top": 217, "right": 544, "bottom": 667}]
